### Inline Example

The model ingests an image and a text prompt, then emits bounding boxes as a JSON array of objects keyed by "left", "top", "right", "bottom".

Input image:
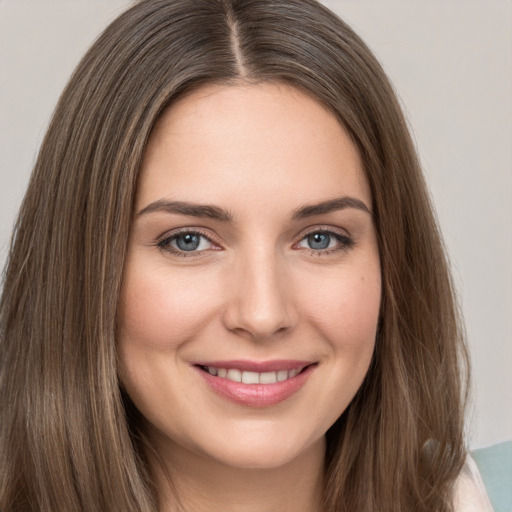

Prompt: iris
[
  {"left": 307, "top": 233, "right": 331, "bottom": 250},
  {"left": 176, "top": 233, "right": 201, "bottom": 251}
]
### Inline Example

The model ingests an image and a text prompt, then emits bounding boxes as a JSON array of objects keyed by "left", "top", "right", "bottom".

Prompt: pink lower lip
[{"left": 194, "top": 364, "right": 316, "bottom": 407}]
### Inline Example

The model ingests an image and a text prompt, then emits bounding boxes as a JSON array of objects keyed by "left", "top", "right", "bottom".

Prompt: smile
[
  {"left": 199, "top": 365, "right": 306, "bottom": 384},
  {"left": 194, "top": 360, "right": 317, "bottom": 407}
]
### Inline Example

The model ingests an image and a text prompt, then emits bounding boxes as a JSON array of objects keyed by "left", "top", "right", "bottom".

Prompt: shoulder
[
  {"left": 453, "top": 454, "right": 494, "bottom": 512},
  {"left": 471, "top": 441, "right": 512, "bottom": 512}
]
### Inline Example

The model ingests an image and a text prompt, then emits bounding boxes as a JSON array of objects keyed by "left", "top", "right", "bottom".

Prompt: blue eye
[
  {"left": 175, "top": 233, "right": 201, "bottom": 251},
  {"left": 158, "top": 231, "right": 214, "bottom": 255},
  {"left": 297, "top": 230, "right": 353, "bottom": 253},
  {"left": 306, "top": 232, "right": 331, "bottom": 250}
]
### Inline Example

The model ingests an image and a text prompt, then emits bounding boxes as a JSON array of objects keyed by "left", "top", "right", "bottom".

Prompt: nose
[{"left": 222, "top": 249, "right": 298, "bottom": 340}]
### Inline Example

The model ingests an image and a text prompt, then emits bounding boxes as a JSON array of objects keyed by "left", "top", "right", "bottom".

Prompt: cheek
[
  {"left": 116, "top": 261, "right": 223, "bottom": 417},
  {"left": 341, "top": 275, "right": 381, "bottom": 344},
  {"left": 303, "top": 264, "right": 381, "bottom": 353},
  {"left": 117, "top": 261, "right": 222, "bottom": 350},
  {"left": 305, "top": 264, "right": 381, "bottom": 423}
]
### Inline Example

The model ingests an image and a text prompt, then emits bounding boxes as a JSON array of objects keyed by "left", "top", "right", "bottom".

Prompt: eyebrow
[
  {"left": 291, "top": 196, "right": 372, "bottom": 220},
  {"left": 138, "top": 200, "right": 234, "bottom": 221},
  {"left": 137, "top": 196, "right": 371, "bottom": 221}
]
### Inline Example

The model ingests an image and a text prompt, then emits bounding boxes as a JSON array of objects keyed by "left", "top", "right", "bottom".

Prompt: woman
[{"left": 0, "top": 0, "right": 493, "bottom": 510}]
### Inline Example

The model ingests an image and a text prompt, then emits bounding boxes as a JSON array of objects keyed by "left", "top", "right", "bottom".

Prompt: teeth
[
  {"left": 203, "top": 366, "right": 304, "bottom": 384},
  {"left": 241, "top": 371, "right": 259, "bottom": 384},
  {"left": 277, "top": 370, "right": 288, "bottom": 382},
  {"left": 259, "top": 371, "right": 277, "bottom": 384},
  {"left": 226, "top": 369, "right": 242, "bottom": 382}
]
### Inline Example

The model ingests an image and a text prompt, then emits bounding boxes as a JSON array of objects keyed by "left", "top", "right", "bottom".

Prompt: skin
[{"left": 117, "top": 82, "right": 381, "bottom": 512}]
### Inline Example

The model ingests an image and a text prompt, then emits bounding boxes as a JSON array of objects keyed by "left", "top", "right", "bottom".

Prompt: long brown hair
[{"left": 0, "top": 0, "right": 469, "bottom": 510}]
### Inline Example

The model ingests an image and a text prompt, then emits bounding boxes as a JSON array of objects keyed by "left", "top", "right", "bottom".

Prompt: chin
[{"left": 191, "top": 427, "right": 326, "bottom": 471}]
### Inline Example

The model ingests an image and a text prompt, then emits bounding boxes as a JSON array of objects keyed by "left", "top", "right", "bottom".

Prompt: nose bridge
[{"left": 223, "top": 244, "right": 296, "bottom": 339}]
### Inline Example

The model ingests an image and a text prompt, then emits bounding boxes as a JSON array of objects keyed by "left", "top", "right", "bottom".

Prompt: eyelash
[
  {"left": 155, "top": 227, "right": 355, "bottom": 258},
  {"left": 156, "top": 228, "right": 219, "bottom": 258},
  {"left": 295, "top": 229, "right": 355, "bottom": 256}
]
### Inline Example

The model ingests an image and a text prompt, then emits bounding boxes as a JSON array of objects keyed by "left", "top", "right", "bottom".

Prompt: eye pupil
[
  {"left": 308, "top": 233, "right": 330, "bottom": 250},
  {"left": 176, "top": 233, "right": 200, "bottom": 251}
]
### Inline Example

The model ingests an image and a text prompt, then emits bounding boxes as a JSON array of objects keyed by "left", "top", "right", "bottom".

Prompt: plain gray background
[{"left": 0, "top": 0, "right": 511, "bottom": 449}]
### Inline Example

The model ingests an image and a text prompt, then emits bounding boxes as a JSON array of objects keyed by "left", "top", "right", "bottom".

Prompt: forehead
[{"left": 137, "top": 82, "right": 371, "bottom": 212}]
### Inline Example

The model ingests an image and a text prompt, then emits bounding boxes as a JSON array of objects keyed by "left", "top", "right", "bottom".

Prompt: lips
[
  {"left": 193, "top": 360, "right": 316, "bottom": 407},
  {"left": 201, "top": 365, "right": 301, "bottom": 384}
]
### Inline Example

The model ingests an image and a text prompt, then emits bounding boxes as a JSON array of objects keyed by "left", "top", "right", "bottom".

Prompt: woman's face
[{"left": 117, "top": 83, "right": 381, "bottom": 470}]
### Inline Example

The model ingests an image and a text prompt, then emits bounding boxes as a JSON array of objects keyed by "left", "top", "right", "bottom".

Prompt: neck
[{"left": 147, "top": 434, "right": 326, "bottom": 512}]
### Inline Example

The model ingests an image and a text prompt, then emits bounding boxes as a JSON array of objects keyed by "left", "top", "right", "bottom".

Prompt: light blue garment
[{"left": 472, "top": 441, "right": 512, "bottom": 512}]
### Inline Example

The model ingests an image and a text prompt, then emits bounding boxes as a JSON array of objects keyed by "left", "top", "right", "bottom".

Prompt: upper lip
[{"left": 193, "top": 359, "right": 315, "bottom": 372}]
